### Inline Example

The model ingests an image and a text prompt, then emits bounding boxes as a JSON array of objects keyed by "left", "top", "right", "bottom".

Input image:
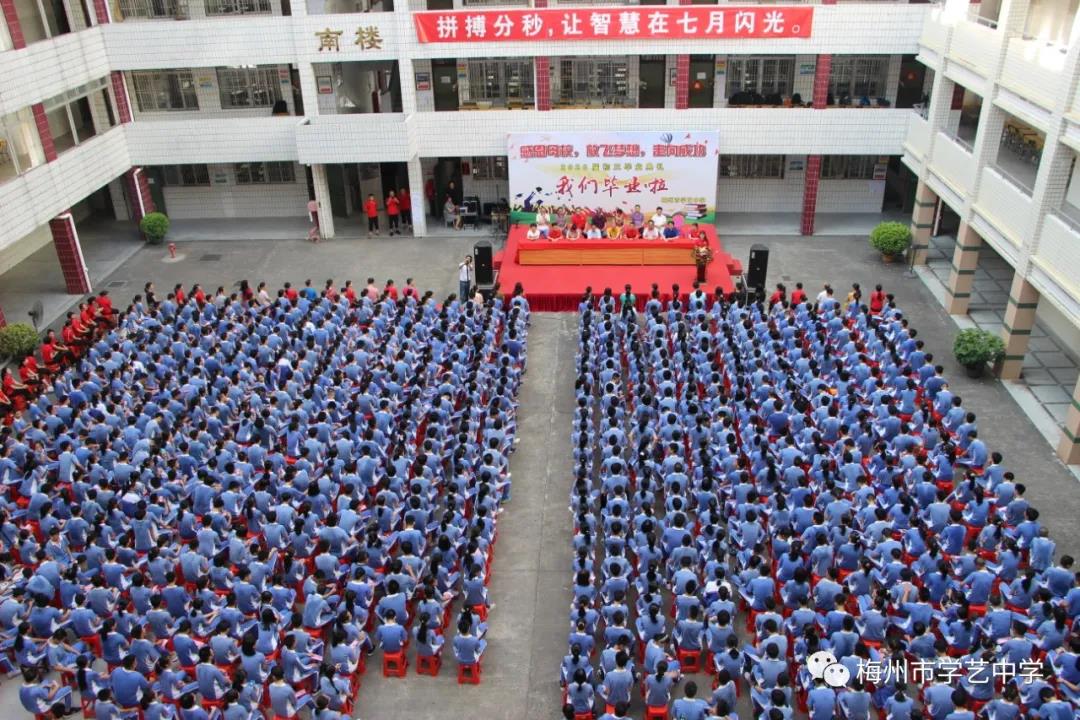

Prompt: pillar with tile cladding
[
  {"left": 945, "top": 222, "right": 981, "bottom": 315},
  {"left": 0, "top": 0, "right": 26, "bottom": 48},
  {"left": 1058, "top": 376, "right": 1080, "bottom": 464},
  {"left": 909, "top": 180, "right": 937, "bottom": 265},
  {"left": 997, "top": 273, "right": 1039, "bottom": 381},
  {"left": 50, "top": 212, "right": 92, "bottom": 295},
  {"left": 534, "top": 0, "right": 551, "bottom": 111},
  {"left": 124, "top": 168, "right": 156, "bottom": 225}
]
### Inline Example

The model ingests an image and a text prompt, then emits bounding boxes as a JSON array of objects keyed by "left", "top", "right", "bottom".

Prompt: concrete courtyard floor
[{"left": 2, "top": 231, "right": 1078, "bottom": 719}]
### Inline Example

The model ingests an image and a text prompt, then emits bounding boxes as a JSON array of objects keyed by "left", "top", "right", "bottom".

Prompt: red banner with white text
[{"left": 413, "top": 6, "right": 813, "bottom": 43}]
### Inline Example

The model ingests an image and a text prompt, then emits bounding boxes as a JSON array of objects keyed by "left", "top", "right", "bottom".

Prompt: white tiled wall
[{"left": 158, "top": 163, "right": 308, "bottom": 218}]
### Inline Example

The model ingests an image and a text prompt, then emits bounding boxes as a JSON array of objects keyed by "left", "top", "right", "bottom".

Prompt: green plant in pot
[
  {"left": 140, "top": 212, "right": 170, "bottom": 245},
  {"left": 953, "top": 328, "right": 1005, "bottom": 378},
  {"left": 0, "top": 323, "right": 40, "bottom": 361},
  {"left": 869, "top": 221, "right": 911, "bottom": 263}
]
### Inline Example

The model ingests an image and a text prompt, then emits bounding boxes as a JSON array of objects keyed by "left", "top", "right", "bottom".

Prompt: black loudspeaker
[
  {"left": 747, "top": 243, "right": 769, "bottom": 294},
  {"left": 473, "top": 240, "right": 494, "bottom": 286}
]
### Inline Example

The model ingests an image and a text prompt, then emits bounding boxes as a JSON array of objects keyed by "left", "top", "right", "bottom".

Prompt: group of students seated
[
  {"left": 1, "top": 292, "right": 117, "bottom": 422},
  {"left": 1, "top": 277, "right": 530, "bottom": 719},
  {"left": 560, "top": 281, "right": 1079, "bottom": 720},
  {"left": 525, "top": 206, "right": 708, "bottom": 243}
]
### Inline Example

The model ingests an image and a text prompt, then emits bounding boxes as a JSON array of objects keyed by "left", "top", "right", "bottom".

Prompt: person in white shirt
[
  {"left": 458, "top": 256, "right": 472, "bottom": 300},
  {"left": 642, "top": 224, "right": 661, "bottom": 240},
  {"left": 650, "top": 206, "right": 668, "bottom": 229},
  {"left": 585, "top": 223, "right": 603, "bottom": 239},
  {"left": 525, "top": 223, "right": 541, "bottom": 241},
  {"left": 535, "top": 207, "right": 551, "bottom": 238},
  {"left": 816, "top": 283, "right": 831, "bottom": 305}
]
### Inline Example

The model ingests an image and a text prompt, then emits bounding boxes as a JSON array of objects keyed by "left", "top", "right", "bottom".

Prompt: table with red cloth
[{"left": 495, "top": 224, "right": 742, "bottom": 312}]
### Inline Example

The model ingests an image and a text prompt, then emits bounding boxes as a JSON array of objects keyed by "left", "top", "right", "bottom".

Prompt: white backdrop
[{"left": 507, "top": 130, "right": 719, "bottom": 224}]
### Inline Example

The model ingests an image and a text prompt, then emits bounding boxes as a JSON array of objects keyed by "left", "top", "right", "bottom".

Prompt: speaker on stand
[
  {"left": 473, "top": 240, "right": 495, "bottom": 296},
  {"left": 746, "top": 243, "right": 770, "bottom": 298}
]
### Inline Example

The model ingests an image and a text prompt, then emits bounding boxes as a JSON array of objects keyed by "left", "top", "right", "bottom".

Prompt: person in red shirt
[
  {"left": 623, "top": 225, "right": 639, "bottom": 240},
  {"left": 284, "top": 282, "right": 299, "bottom": 302},
  {"left": 399, "top": 187, "right": 412, "bottom": 230},
  {"left": 364, "top": 194, "right": 379, "bottom": 237},
  {"left": 385, "top": 279, "right": 398, "bottom": 300},
  {"left": 192, "top": 284, "right": 206, "bottom": 305},
  {"left": 343, "top": 280, "right": 357, "bottom": 305},
  {"left": 790, "top": 282, "right": 807, "bottom": 306},
  {"left": 403, "top": 278, "right": 417, "bottom": 299},
  {"left": 96, "top": 290, "right": 114, "bottom": 326},
  {"left": 870, "top": 283, "right": 887, "bottom": 315},
  {"left": 386, "top": 191, "right": 401, "bottom": 237},
  {"left": 571, "top": 208, "right": 587, "bottom": 232},
  {"left": 324, "top": 279, "right": 339, "bottom": 300},
  {"left": 173, "top": 283, "right": 186, "bottom": 305},
  {"left": 769, "top": 283, "right": 787, "bottom": 307}
]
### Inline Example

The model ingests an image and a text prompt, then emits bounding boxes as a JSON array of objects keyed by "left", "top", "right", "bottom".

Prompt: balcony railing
[{"left": 967, "top": 5, "right": 998, "bottom": 29}]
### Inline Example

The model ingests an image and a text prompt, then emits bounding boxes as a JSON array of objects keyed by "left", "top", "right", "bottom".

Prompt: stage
[{"left": 495, "top": 225, "right": 741, "bottom": 312}]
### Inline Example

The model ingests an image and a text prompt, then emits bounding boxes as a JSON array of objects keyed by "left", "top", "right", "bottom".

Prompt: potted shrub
[
  {"left": 0, "top": 322, "right": 40, "bottom": 361},
  {"left": 953, "top": 328, "right": 1005, "bottom": 378},
  {"left": 869, "top": 221, "right": 911, "bottom": 263},
  {"left": 140, "top": 212, "right": 170, "bottom": 245}
]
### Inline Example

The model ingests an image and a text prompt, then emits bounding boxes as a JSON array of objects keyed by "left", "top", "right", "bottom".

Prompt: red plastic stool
[
  {"left": 677, "top": 648, "right": 702, "bottom": 674},
  {"left": 645, "top": 706, "right": 670, "bottom": 720},
  {"left": 382, "top": 649, "right": 407, "bottom": 677},
  {"left": 457, "top": 661, "right": 482, "bottom": 684},
  {"left": 471, "top": 604, "right": 488, "bottom": 622},
  {"left": 80, "top": 634, "right": 103, "bottom": 657},
  {"left": 416, "top": 653, "right": 441, "bottom": 676}
]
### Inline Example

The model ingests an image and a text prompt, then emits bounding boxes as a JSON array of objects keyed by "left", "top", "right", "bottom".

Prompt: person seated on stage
[
  {"left": 672, "top": 212, "right": 685, "bottom": 234},
  {"left": 555, "top": 206, "right": 569, "bottom": 229},
  {"left": 536, "top": 207, "right": 551, "bottom": 238},
  {"left": 642, "top": 223, "right": 661, "bottom": 241},
  {"left": 623, "top": 224, "right": 639, "bottom": 240},
  {"left": 548, "top": 225, "right": 564, "bottom": 241},
  {"left": 566, "top": 225, "right": 582, "bottom": 241},
  {"left": 526, "top": 223, "right": 541, "bottom": 241},
  {"left": 571, "top": 207, "right": 588, "bottom": 232},
  {"left": 630, "top": 204, "right": 645, "bottom": 229},
  {"left": 662, "top": 220, "right": 680, "bottom": 241},
  {"left": 686, "top": 223, "right": 708, "bottom": 243},
  {"left": 591, "top": 207, "right": 607, "bottom": 231},
  {"left": 586, "top": 222, "right": 603, "bottom": 240},
  {"left": 606, "top": 218, "right": 623, "bottom": 240}
]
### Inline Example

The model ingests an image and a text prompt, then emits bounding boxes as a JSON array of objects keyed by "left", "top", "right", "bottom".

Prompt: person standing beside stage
[
  {"left": 399, "top": 187, "right": 412, "bottom": 230},
  {"left": 364, "top": 194, "right": 379, "bottom": 237},
  {"left": 386, "top": 190, "right": 401, "bottom": 237},
  {"left": 458, "top": 255, "right": 473, "bottom": 300}
]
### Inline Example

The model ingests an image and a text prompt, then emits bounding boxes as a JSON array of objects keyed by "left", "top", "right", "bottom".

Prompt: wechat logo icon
[{"left": 807, "top": 650, "right": 851, "bottom": 689}]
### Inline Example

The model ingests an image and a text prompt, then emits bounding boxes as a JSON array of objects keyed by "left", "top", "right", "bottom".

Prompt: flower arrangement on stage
[{"left": 692, "top": 245, "right": 714, "bottom": 265}]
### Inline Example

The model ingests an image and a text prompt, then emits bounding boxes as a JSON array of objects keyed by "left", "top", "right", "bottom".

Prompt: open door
[
  {"left": 638, "top": 56, "right": 665, "bottom": 108},
  {"left": 431, "top": 59, "right": 459, "bottom": 112},
  {"left": 434, "top": 157, "right": 462, "bottom": 218}
]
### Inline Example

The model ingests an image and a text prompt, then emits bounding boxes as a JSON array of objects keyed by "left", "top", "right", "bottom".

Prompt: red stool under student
[
  {"left": 676, "top": 648, "right": 702, "bottom": 674},
  {"left": 382, "top": 650, "right": 407, "bottom": 678},
  {"left": 457, "top": 661, "right": 482, "bottom": 684},
  {"left": 416, "top": 653, "right": 441, "bottom": 676},
  {"left": 80, "top": 634, "right": 103, "bottom": 658},
  {"left": 645, "top": 705, "right": 670, "bottom": 720}
]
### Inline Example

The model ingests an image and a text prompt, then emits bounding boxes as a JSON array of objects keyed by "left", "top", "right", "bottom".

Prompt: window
[
  {"left": 0, "top": 108, "right": 47, "bottom": 183},
  {"left": 558, "top": 58, "right": 630, "bottom": 106},
  {"left": 466, "top": 60, "right": 534, "bottom": 104},
  {"left": 235, "top": 161, "right": 295, "bottom": 184},
  {"left": 162, "top": 164, "right": 211, "bottom": 186},
  {"left": 719, "top": 155, "right": 785, "bottom": 179},
  {"left": 217, "top": 67, "right": 282, "bottom": 109},
  {"left": 118, "top": 0, "right": 185, "bottom": 19},
  {"left": 206, "top": 0, "right": 271, "bottom": 14},
  {"left": 725, "top": 57, "right": 794, "bottom": 101},
  {"left": 42, "top": 77, "right": 111, "bottom": 154},
  {"left": 828, "top": 56, "right": 888, "bottom": 103},
  {"left": 131, "top": 71, "right": 199, "bottom": 111},
  {"left": 472, "top": 156, "right": 507, "bottom": 180},
  {"left": 821, "top": 156, "right": 878, "bottom": 180}
]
